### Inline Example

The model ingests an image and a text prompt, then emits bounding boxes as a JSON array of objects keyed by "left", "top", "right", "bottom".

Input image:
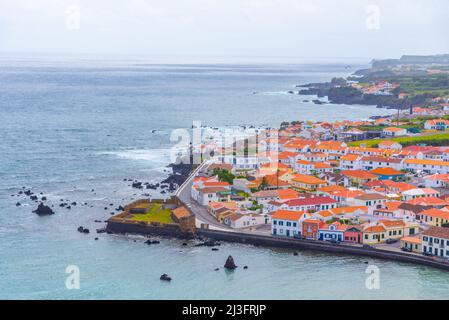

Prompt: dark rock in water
[
  {"left": 145, "top": 240, "right": 160, "bottom": 245},
  {"left": 41, "top": 196, "right": 47, "bottom": 201},
  {"left": 182, "top": 242, "right": 188, "bottom": 246},
  {"left": 18, "top": 191, "right": 23, "bottom": 195},
  {"left": 33, "top": 203, "right": 55, "bottom": 216},
  {"left": 293, "top": 252, "right": 298, "bottom": 256},
  {"left": 243, "top": 266, "right": 248, "bottom": 269},
  {"left": 16, "top": 202, "right": 21, "bottom": 207},
  {"left": 212, "top": 248, "right": 219, "bottom": 251},
  {"left": 104, "top": 207, "right": 108, "bottom": 210},
  {"left": 24, "top": 190, "right": 32, "bottom": 196},
  {"left": 96, "top": 228, "right": 107, "bottom": 234},
  {"left": 30, "top": 195, "right": 38, "bottom": 201},
  {"left": 95, "top": 237, "right": 99, "bottom": 240},
  {"left": 160, "top": 274, "right": 172, "bottom": 281},
  {"left": 60, "top": 203, "right": 67, "bottom": 207},
  {"left": 132, "top": 182, "right": 143, "bottom": 189},
  {"left": 117, "top": 205, "right": 124, "bottom": 211},
  {"left": 71, "top": 202, "right": 77, "bottom": 206},
  {"left": 77, "top": 226, "right": 90, "bottom": 233},
  {"left": 224, "top": 255, "right": 237, "bottom": 270},
  {"left": 214, "top": 268, "right": 219, "bottom": 271},
  {"left": 196, "top": 240, "right": 220, "bottom": 247},
  {"left": 66, "top": 206, "right": 71, "bottom": 210}
]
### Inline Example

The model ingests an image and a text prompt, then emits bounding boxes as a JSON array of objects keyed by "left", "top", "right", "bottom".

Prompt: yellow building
[
  {"left": 419, "top": 208, "right": 449, "bottom": 227},
  {"left": 362, "top": 225, "right": 386, "bottom": 244},
  {"left": 400, "top": 237, "right": 422, "bottom": 253},
  {"left": 291, "top": 174, "right": 327, "bottom": 192},
  {"left": 363, "top": 220, "right": 420, "bottom": 244}
]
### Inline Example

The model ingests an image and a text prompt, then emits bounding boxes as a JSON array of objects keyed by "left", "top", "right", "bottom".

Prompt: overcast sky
[{"left": 0, "top": 0, "right": 448, "bottom": 61}]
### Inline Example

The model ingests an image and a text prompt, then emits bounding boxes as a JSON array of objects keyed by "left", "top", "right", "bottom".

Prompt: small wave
[
  {"left": 256, "top": 91, "right": 295, "bottom": 96},
  {"left": 99, "top": 148, "right": 172, "bottom": 163}
]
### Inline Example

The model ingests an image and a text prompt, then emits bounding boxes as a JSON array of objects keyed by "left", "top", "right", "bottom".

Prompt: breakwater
[{"left": 197, "top": 229, "right": 449, "bottom": 272}]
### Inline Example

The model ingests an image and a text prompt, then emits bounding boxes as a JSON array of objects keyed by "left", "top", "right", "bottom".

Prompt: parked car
[
  {"left": 423, "top": 251, "right": 433, "bottom": 257},
  {"left": 330, "top": 239, "right": 340, "bottom": 245},
  {"left": 386, "top": 238, "right": 398, "bottom": 244},
  {"left": 401, "top": 246, "right": 412, "bottom": 252},
  {"left": 363, "top": 244, "right": 374, "bottom": 250}
]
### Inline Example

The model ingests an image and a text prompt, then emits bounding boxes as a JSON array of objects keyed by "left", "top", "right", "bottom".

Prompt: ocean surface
[{"left": 1, "top": 57, "right": 449, "bottom": 299}]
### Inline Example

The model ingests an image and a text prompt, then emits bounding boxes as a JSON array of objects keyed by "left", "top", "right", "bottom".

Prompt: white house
[
  {"left": 378, "top": 140, "right": 402, "bottom": 150},
  {"left": 424, "top": 174, "right": 449, "bottom": 188},
  {"left": 339, "top": 154, "right": 361, "bottom": 170},
  {"left": 196, "top": 187, "right": 230, "bottom": 206},
  {"left": 280, "top": 197, "right": 338, "bottom": 212},
  {"left": 403, "top": 159, "right": 449, "bottom": 174},
  {"left": 402, "top": 188, "right": 440, "bottom": 201},
  {"left": 421, "top": 226, "right": 449, "bottom": 259},
  {"left": 424, "top": 119, "right": 449, "bottom": 131},
  {"left": 347, "top": 193, "right": 387, "bottom": 214},
  {"left": 223, "top": 213, "right": 265, "bottom": 229},
  {"left": 383, "top": 127, "right": 407, "bottom": 137},
  {"left": 271, "top": 210, "right": 307, "bottom": 238}
]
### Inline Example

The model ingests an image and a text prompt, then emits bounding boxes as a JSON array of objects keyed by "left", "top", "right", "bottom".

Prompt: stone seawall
[
  {"left": 198, "top": 229, "right": 449, "bottom": 272},
  {"left": 106, "top": 220, "right": 195, "bottom": 239}
]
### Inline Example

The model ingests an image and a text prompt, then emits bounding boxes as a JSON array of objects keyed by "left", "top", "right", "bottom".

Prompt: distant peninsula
[{"left": 297, "top": 54, "right": 449, "bottom": 110}]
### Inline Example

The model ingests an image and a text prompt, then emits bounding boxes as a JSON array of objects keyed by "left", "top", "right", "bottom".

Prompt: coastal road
[
  {"left": 176, "top": 161, "right": 233, "bottom": 231},
  {"left": 175, "top": 161, "right": 273, "bottom": 236}
]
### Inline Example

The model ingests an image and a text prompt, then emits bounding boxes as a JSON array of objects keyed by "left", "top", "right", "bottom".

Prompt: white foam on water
[{"left": 99, "top": 148, "right": 172, "bottom": 164}]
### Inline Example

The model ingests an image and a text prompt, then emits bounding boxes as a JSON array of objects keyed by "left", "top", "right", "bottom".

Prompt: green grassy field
[
  {"left": 130, "top": 203, "right": 173, "bottom": 224},
  {"left": 348, "top": 132, "right": 449, "bottom": 148}
]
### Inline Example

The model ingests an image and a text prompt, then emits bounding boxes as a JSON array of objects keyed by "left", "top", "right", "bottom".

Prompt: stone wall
[
  {"left": 197, "top": 229, "right": 449, "bottom": 272},
  {"left": 106, "top": 220, "right": 195, "bottom": 239}
]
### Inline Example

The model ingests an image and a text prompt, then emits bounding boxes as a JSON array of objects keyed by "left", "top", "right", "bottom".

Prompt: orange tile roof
[
  {"left": 421, "top": 208, "right": 449, "bottom": 220},
  {"left": 371, "top": 167, "right": 405, "bottom": 176},
  {"left": 272, "top": 210, "right": 306, "bottom": 221},
  {"left": 171, "top": 206, "right": 191, "bottom": 219},
  {"left": 379, "top": 219, "right": 406, "bottom": 228},
  {"left": 292, "top": 174, "right": 326, "bottom": 185},
  {"left": 404, "top": 159, "right": 449, "bottom": 167},
  {"left": 317, "top": 185, "right": 348, "bottom": 193},
  {"left": 330, "top": 206, "right": 368, "bottom": 215},
  {"left": 408, "top": 197, "right": 448, "bottom": 206},
  {"left": 401, "top": 236, "right": 422, "bottom": 244},
  {"left": 384, "top": 127, "right": 405, "bottom": 132},
  {"left": 314, "top": 162, "right": 332, "bottom": 169},
  {"left": 364, "top": 225, "right": 386, "bottom": 233},
  {"left": 277, "top": 189, "right": 300, "bottom": 200},
  {"left": 341, "top": 154, "right": 360, "bottom": 161},
  {"left": 378, "top": 140, "right": 399, "bottom": 146}
]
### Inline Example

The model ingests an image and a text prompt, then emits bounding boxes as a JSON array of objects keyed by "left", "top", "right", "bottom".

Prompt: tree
[{"left": 259, "top": 176, "right": 269, "bottom": 190}]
